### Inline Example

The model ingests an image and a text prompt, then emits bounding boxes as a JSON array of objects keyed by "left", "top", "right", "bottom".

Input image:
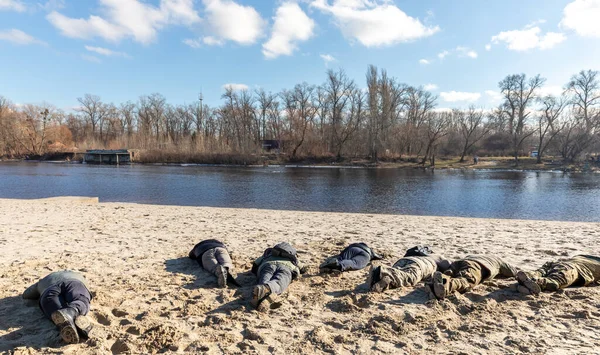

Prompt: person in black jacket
[
  {"left": 189, "top": 239, "right": 238, "bottom": 288},
  {"left": 251, "top": 242, "right": 306, "bottom": 310},
  {"left": 319, "top": 242, "right": 383, "bottom": 273}
]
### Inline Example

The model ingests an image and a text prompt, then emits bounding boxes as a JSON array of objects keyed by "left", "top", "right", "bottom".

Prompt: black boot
[{"left": 51, "top": 307, "right": 79, "bottom": 344}]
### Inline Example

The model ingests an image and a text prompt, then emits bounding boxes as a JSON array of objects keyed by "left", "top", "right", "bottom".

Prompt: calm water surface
[{"left": 0, "top": 162, "right": 599, "bottom": 222}]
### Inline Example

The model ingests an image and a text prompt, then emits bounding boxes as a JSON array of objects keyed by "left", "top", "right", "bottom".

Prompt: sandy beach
[{"left": 1, "top": 198, "right": 599, "bottom": 354}]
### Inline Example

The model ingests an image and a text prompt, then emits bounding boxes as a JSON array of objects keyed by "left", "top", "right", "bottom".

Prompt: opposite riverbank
[
  {"left": 3, "top": 153, "right": 599, "bottom": 172},
  {"left": 1, "top": 198, "right": 599, "bottom": 354}
]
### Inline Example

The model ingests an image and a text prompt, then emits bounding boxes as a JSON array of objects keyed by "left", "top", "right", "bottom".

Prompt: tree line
[{"left": 0, "top": 66, "right": 598, "bottom": 165}]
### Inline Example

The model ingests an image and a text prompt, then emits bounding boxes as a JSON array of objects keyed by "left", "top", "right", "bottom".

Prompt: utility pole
[{"left": 198, "top": 91, "right": 203, "bottom": 136}]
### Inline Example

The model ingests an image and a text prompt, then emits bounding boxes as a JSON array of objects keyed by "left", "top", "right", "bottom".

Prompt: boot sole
[
  {"left": 251, "top": 285, "right": 270, "bottom": 308},
  {"left": 432, "top": 272, "right": 446, "bottom": 300},
  {"left": 52, "top": 310, "right": 79, "bottom": 344},
  {"left": 516, "top": 271, "right": 541, "bottom": 295},
  {"left": 74, "top": 315, "right": 94, "bottom": 339},
  {"left": 60, "top": 324, "right": 80, "bottom": 344},
  {"left": 216, "top": 266, "right": 227, "bottom": 288}
]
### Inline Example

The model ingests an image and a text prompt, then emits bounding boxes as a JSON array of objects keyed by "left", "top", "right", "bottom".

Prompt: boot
[
  {"left": 51, "top": 307, "right": 80, "bottom": 344},
  {"left": 251, "top": 284, "right": 271, "bottom": 308},
  {"left": 516, "top": 271, "right": 541, "bottom": 295},
  {"left": 367, "top": 265, "right": 381, "bottom": 288},
  {"left": 215, "top": 265, "right": 228, "bottom": 288},
  {"left": 371, "top": 276, "right": 393, "bottom": 293},
  {"left": 432, "top": 271, "right": 447, "bottom": 300},
  {"left": 74, "top": 315, "right": 95, "bottom": 340},
  {"left": 319, "top": 257, "right": 341, "bottom": 273}
]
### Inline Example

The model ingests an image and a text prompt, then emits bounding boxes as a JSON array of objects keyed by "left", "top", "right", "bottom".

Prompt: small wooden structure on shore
[{"left": 84, "top": 149, "right": 133, "bottom": 164}]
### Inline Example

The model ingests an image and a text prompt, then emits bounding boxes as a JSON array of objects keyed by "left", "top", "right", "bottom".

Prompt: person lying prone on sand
[
  {"left": 250, "top": 242, "right": 307, "bottom": 310},
  {"left": 189, "top": 239, "right": 239, "bottom": 288},
  {"left": 320, "top": 242, "right": 383, "bottom": 273},
  {"left": 516, "top": 255, "right": 600, "bottom": 295},
  {"left": 431, "top": 255, "right": 518, "bottom": 300},
  {"left": 22, "top": 270, "right": 94, "bottom": 344},
  {"left": 368, "top": 245, "right": 451, "bottom": 292}
]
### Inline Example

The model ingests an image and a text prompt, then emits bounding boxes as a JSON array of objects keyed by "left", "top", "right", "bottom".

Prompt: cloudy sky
[{"left": 1, "top": 0, "right": 599, "bottom": 110}]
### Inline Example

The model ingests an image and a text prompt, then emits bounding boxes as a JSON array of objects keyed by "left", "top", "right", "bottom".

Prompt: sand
[{"left": 0, "top": 198, "right": 599, "bottom": 354}]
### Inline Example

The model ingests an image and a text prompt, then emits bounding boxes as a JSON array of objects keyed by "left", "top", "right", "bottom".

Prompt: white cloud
[
  {"left": 0, "top": 29, "right": 46, "bottom": 45},
  {"left": 203, "top": 36, "right": 224, "bottom": 46},
  {"left": 561, "top": 0, "right": 600, "bottom": 38},
  {"left": 456, "top": 46, "right": 477, "bottom": 58},
  {"left": 490, "top": 24, "right": 566, "bottom": 51},
  {"left": 485, "top": 90, "right": 503, "bottom": 103},
  {"left": 437, "top": 50, "right": 449, "bottom": 59},
  {"left": 38, "top": 0, "right": 65, "bottom": 11},
  {"left": 0, "top": 0, "right": 25, "bottom": 12},
  {"left": 424, "top": 83, "right": 438, "bottom": 91},
  {"left": 310, "top": 0, "right": 439, "bottom": 47},
  {"left": 223, "top": 83, "right": 249, "bottom": 91},
  {"left": 419, "top": 58, "right": 430, "bottom": 65},
  {"left": 320, "top": 54, "right": 336, "bottom": 64},
  {"left": 183, "top": 38, "right": 201, "bottom": 48},
  {"left": 485, "top": 44, "right": 491, "bottom": 51},
  {"left": 440, "top": 91, "right": 481, "bottom": 102},
  {"left": 47, "top": 0, "right": 200, "bottom": 44},
  {"left": 263, "top": 2, "right": 315, "bottom": 59},
  {"left": 81, "top": 54, "right": 102, "bottom": 63},
  {"left": 203, "top": 0, "right": 266, "bottom": 45},
  {"left": 85, "top": 45, "right": 129, "bottom": 58},
  {"left": 539, "top": 85, "right": 565, "bottom": 97}
]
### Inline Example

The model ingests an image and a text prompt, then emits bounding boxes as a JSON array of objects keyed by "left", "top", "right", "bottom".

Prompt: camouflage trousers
[
  {"left": 441, "top": 260, "right": 484, "bottom": 294},
  {"left": 376, "top": 258, "right": 437, "bottom": 289},
  {"left": 524, "top": 261, "right": 581, "bottom": 291}
]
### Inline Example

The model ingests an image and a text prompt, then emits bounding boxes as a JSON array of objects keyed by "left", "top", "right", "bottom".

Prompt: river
[{"left": 0, "top": 162, "right": 599, "bottom": 222}]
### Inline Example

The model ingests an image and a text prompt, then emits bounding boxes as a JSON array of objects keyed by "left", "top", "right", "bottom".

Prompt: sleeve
[
  {"left": 437, "top": 258, "right": 452, "bottom": 272},
  {"left": 500, "top": 262, "right": 519, "bottom": 278},
  {"left": 22, "top": 283, "right": 40, "bottom": 300},
  {"left": 251, "top": 257, "right": 263, "bottom": 275}
]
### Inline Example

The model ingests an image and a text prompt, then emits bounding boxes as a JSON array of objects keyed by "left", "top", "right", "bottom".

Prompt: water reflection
[{"left": 0, "top": 162, "right": 599, "bottom": 222}]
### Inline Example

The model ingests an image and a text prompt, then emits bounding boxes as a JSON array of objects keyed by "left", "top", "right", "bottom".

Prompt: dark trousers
[
  {"left": 257, "top": 264, "right": 293, "bottom": 295},
  {"left": 338, "top": 247, "right": 371, "bottom": 272},
  {"left": 40, "top": 281, "right": 91, "bottom": 319}
]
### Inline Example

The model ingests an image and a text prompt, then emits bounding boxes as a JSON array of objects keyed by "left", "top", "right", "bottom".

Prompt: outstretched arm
[{"left": 22, "top": 283, "right": 40, "bottom": 300}]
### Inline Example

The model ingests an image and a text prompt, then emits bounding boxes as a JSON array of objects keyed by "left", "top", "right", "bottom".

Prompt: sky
[{"left": 1, "top": 0, "right": 599, "bottom": 111}]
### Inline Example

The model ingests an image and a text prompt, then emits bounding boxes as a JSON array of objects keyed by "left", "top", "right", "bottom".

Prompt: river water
[{"left": 0, "top": 162, "right": 599, "bottom": 222}]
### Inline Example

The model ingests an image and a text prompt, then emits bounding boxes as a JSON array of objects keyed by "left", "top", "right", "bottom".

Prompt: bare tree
[
  {"left": 536, "top": 95, "right": 567, "bottom": 163},
  {"left": 457, "top": 107, "right": 492, "bottom": 162},
  {"left": 499, "top": 73, "right": 545, "bottom": 165},
  {"left": 282, "top": 83, "right": 318, "bottom": 158},
  {"left": 421, "top": 111, "right": 451, "bottom": 165},
  {"left": 567, "top": 70, "right": 600, "bottom": 133},
  {"left": 76, "top": 94, "right": 103, "bottom": 138},
  {"left": 323, "top": 69, "right": 354, "bottom": 154}
]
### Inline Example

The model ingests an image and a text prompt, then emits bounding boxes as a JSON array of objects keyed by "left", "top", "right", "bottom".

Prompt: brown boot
[
  {"left": 432, "top": 271, "right": 447, "bottom": 300},
  {"left": 251, "top": 285, "right": 271, "bottom": 308},
  {"left": 516, "top": 271, "right": 541, "bottom": 295}
]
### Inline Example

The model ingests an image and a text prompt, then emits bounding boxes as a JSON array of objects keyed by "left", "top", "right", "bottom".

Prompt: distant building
[
  {"left": 261, "top": 140, "right": 283, "bottom": 152},
  {"left": 84, "top": 149, "right": 133, "bottom": 164}
]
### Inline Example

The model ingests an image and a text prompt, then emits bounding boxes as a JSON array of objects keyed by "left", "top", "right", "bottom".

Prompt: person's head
[{"left": 404, "top": 245, "right": 434, "bottom": 257}]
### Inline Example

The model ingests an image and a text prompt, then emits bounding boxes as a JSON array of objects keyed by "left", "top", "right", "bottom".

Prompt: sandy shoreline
[{"left": 1, "top": 198, "right": 599, "bottom": 354}]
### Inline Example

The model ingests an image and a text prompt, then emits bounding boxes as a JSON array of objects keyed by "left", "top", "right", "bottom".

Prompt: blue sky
[{"left": 1, "top": 0, "right": 599, "bottom": 110}]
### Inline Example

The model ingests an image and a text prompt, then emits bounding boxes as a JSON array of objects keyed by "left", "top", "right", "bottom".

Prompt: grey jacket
[{"left": 22, "top": 270, "right": 90, "bottom": 300}]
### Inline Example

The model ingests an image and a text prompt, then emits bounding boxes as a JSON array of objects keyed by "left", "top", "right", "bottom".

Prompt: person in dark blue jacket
[
  {"left": 23, "top": 270, "right": 94, "bottom": 344},
  {"left": 319, "top": 242, "right": 383, "bottom": 273},
  {"left": 189, "top": 239, "right": 238, "bottom": 288}
]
